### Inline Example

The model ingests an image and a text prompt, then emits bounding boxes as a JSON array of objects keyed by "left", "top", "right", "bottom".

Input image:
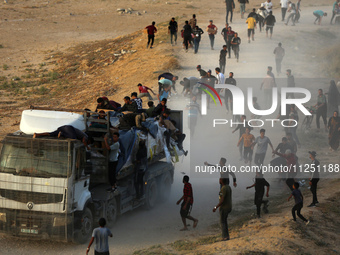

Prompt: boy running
[{"left": 287, "top": 182, "right": 310, "bottom": 224}]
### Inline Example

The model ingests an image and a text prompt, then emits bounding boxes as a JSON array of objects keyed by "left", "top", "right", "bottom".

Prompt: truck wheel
[
  {"left": 106, "top": 198, "right": 118, "bottom": 227},
  {"left": 146, "top": 178, "right": 158, "bottom": 209},
  {"left": 159, "top": 172, "right": 172, "bottom": 202},
  {"left": 73, "top": 207, "right": 93, "bottom": 244}
]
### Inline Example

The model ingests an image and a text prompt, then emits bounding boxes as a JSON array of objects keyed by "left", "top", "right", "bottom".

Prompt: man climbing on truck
[{"left": 33, "top": 125, "right": 93, "bottom": 149}]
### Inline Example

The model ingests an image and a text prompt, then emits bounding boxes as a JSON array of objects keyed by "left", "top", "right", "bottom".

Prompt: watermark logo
[
  {"left": 200, "top": 85, "right": 312, "bottom": 116},
  {"left": 198, "top": 82, "right": 223, "bottom": 115}
]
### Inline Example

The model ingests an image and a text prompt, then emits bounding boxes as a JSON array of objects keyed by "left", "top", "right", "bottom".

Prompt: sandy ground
[{"left": 0, "top": 0, "right": 339, "bottom": 254}]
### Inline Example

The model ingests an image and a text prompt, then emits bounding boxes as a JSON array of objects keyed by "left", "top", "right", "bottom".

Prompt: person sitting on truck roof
[
  {"left": 33, "top": 125, "right": 93, "bottom": 149},
  {"left": 95, "top": 97, "right": 116, "bottom": 112},
  {"left": 131, "top": 92, "right": 143, "bottom": 113},
  {"left": 152, "top": 98, "right": 168, "bottom": 117},
  {"left": 145, "top": 101, "right": 155, "bottom": 118},
  {"left": 118, "top": 96, "right": 138, "bottom": 113},
  {"left": 104, "top": 132, "right": 120, "bottom": 191}
]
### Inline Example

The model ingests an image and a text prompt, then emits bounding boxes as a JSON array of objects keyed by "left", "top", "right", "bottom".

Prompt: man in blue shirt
[
  {"left": 87, "top": 218, "right": 113, "bottom": 255},
  {"left": 313, "top": 10, "right": 327, "bottom": 25}
]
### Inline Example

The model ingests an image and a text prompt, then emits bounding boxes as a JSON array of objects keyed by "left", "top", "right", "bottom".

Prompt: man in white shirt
[
  {"left": 263, "top": 0, "right": 273, "bottom": 13},
  {"left": 215, "top": 67, "right": 225, "bottom": 95},
  {"left": 280, "top": 0, "right": 288, "bottom": 21},
  {"left": 285, "top": 1, "right": 296, "bottom": 26}
]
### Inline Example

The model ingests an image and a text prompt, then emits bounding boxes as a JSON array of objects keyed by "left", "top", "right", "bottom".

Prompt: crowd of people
[{"left": 32, "top": 2, "right": 339, "bottom": 252}]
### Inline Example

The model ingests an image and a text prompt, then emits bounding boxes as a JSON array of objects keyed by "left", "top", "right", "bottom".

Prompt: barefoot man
[{"left": 176, "top": 175, "right": 198, "bottom": 231}]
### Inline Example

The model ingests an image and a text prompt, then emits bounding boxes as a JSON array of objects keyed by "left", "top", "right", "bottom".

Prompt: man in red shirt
[
  {"left": 274, "top": 149, "right": 297, "bottom": 191},
  {"left": 137, "top": 83, "right": 155, "bottom": 100},
  {"left": 207, "top": 20, "right": 217, "bottom": 50},
  {"left": 176, "top": 175, "right": 198, "bottom": 231},
  {"left": 145, "top": 21, "right": 157, "bottom": 49}
]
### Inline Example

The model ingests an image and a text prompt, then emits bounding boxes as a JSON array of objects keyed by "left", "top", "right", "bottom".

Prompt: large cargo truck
[{"left": 0, "top": 108, "right": 183, "bottom": 243}]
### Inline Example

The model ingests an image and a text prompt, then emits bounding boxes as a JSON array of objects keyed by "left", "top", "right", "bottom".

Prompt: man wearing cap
[
  {"left": 308, "top": 151, "right": 319, "bottom": 207},
  {"left": 207, "top": 20, "right": 217, "bottom": 50}
]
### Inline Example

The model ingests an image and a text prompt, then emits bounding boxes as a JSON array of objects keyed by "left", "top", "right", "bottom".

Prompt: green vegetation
[{"left": 3, "top": 64, "right": 8, "bottom": 70}]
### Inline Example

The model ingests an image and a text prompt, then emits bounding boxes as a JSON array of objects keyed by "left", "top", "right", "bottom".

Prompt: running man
[
  {"left": 252, "top": 129, "right": 274, "bottom": 170},
  {"left": 285, "top": 1, "right": 296, "bottom": 26},
  {"left": 264, "top": 11, "right": 276, "bottom": 38},
  {"left": 207, "top": 20, "right": 217, "bottom": 50},
  {"left": 237, "top": 127, "right": 255, "bottom": 166},
  {"left": 246, "top": 15, "right": 256, "bottom": 43},
  {"left": 145, "top": 21, "right": 157, "bottom": 49},
  {"left": 287, "top": 182, "right": 310, "bottom": 225},
  {"left": 176, "top": 175, "right": 198, "bottom": 231},
  {"left": 231, "top": 33, "right": 241, "bottom": 61},
  {"left": 219, "top": 45, "right": 228, "bottom": 74},
  {"left": 246, "top": 171, "right": 270, "bottom": 218},
  {"left": 168, "top": 17, "right": 178, "bottom": 45}
]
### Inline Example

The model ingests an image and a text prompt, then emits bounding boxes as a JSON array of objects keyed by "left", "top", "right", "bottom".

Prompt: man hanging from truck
[
  {"left": 134, "top": 140, "right": 148, "bottom": 199},
  {"left": 104, "top": 132, "right": 120, "bottom": 191},
  {"left": 159, "top": 109, "right": 188, "bottom": 156}
]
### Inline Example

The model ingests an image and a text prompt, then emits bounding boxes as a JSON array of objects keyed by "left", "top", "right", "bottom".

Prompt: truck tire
[
  {"left": 159, "top": 172, "right": 172, "bottom": 202},
  {"left": 73, "top": 207, "right": 93, "bottom": 244},
  {"left": 106, "top": 198, "right": 118, "bottom": 227},
  {"left": 145, "top": 178, "right": 158, "bottom": 209}
]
